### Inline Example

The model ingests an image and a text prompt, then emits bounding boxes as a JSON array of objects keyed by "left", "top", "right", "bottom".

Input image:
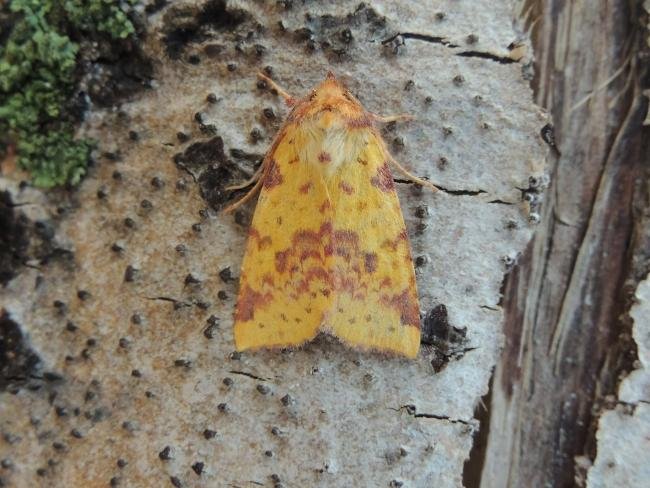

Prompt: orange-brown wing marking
[
  {"left": 322, "top": 131, "right": 421, "bottom": 358},
  {"left": 234, "top": 128, "right": 335, "bottom": 350}
]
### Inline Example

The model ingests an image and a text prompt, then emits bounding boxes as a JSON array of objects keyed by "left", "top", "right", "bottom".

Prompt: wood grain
[{"left": 479, "top": 1, "right": 650, "bottom": 486}]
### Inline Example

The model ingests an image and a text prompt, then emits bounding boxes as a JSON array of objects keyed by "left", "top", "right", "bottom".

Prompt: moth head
[{"left": 304, "top": 72, "right": 364, "bottom": 115}]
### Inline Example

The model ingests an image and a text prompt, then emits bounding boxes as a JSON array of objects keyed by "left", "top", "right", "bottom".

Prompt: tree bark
[
  {"left": 480, "top": 1, "right": 650, "bottom": 487},
  {"left": 0, "top": 1, "right": 546, "bottom": 486}
]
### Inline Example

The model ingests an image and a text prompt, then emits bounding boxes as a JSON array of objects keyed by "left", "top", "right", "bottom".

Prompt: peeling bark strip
[{"left": 479, "top": 1, "right": 650, "bottom": 487}]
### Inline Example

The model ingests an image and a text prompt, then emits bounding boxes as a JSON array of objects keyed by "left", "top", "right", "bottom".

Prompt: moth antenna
[
  {"left": 371, "top": 113, "right": 415, "bottom": 124},
  {"left": 222, "top": 176, "right": 264, "bottom": 213},
  {"left": 224, "top": 164, "right": 264, "bottom": 191},
  {"left": 389, "top": 158, "right": 439, "bottom": 192},
  {"left": 257, "top": 72, "right": 296, "bottom": 106}
]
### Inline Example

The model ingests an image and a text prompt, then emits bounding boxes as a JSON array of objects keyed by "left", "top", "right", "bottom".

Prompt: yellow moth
[{"left": 227, "top": 72, "right": 436, "bottom": 358}]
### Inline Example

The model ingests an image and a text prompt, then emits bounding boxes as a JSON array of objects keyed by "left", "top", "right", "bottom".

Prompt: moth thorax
[{"left": 300, "top": 124, "right": 369, "bottom": 176}]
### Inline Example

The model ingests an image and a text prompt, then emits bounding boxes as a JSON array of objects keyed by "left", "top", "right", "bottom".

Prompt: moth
[{"left": 226, "top": 72, "right": 436, "bottom": 358}]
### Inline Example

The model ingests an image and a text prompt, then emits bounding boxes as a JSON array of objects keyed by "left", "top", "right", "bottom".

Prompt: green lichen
[
  {"left": 55, "top": 0, "right": 138, "bottom": 39},
  {"left": 0, "top": 0, "right": 138, "bottom": 187}
]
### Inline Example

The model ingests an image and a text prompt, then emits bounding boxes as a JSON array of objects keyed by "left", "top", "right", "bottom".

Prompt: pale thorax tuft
[{"left": 297, "top": 117, "right": 371, "bottom": 177}]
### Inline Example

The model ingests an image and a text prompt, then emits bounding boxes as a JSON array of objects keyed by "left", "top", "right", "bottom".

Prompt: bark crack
[
  {"left": 394, "top": 178, "right": 487, "bottom": 196},
  {"left": 144, "top": 296, "right": 182, "bottom": 303},
  {"left": 143, "top": 296, "right": 193, "bottom": 309},
  {"left": 456, "top": 50, "right": 518, "bottom": 64},
  {"left": 382, "top": 33, "right": 519, "bottom": 65},
  {"left": 414, "top": 412, "right": 473, "bottom": 426},
  {"left": 487, "top": 199, "right": 516, "bottom": 205},
  {"left": 228, "top": 370, "right": 270, "bottom": 381},
  {"left": 397, "top": 404, "right": 473, "bottom": 425},
  {"left": 480, "top": 305, "right": 499, "bottom": 311},
  {"left": 382, "top": 32, "right": 458, "bottom": 48}
]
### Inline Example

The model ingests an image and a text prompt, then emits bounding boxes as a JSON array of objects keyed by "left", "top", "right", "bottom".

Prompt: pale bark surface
[
  {"left": 586, "top": 277, "right": 650, "bottom": 488},
  {"left": 0, "top": 1, "right": 545, "bottom": 486}
]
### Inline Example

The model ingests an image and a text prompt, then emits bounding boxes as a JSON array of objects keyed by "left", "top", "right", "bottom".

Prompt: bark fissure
[
  {"left": 456, "top": 50, "right": 517, "bottom": 64},
  {"left": 383, "top": 33, "right": 519, "bottom": 65},
  {"left": 396, "top": 404, "right": 473, "bottom": 426},
  {"left": 382, "top": 32, "right": 458, "bottom": 48},
  {"left": 487, "top": 199, "right": 515, "bottom": 205},
  {"left": 394, "top": 178, "right": 488, "bottom": 196},
  {"left": 228, "top": 370, "right": 270, "bottom": 381},
  {"left": 480, "top": 1, "right": 650, "bottom": 486},
  {"left": 414, "top": 413, "right": 473, "bottom": 426},
  {"left": 463, "top": 372, "right": 493, "bottom": 488}
]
